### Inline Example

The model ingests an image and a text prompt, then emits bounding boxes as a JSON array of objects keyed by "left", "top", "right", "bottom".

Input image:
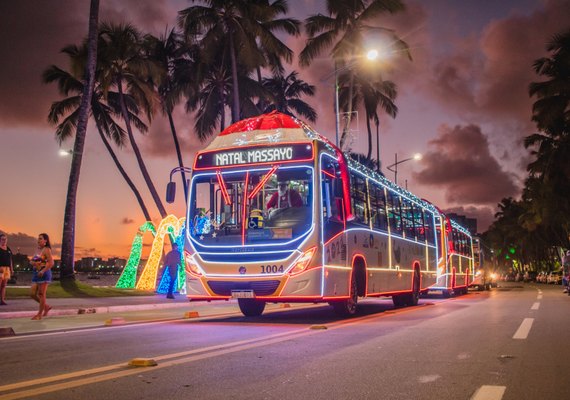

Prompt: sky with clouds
[{"left": 1, "top": 0, "right": 568, "bottom": 258}]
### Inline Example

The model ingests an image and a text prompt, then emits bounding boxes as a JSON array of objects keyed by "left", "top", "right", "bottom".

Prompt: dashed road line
[
  {"left": 537, "top": 294, "right": 543, "bottom": 300},
  {"left": 531, "top": 302, "right": 540, "bottom": 310},
  {"left": 513, "top": 318, "right": 534, "bottom": 339},
  {"left": 471, "top": 385, "right": 506, "bottom": 400}
]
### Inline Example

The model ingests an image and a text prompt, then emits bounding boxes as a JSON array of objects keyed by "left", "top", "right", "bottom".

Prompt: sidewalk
[
  {"left": 0, "top": 294, "right": 217, "bottom": 336},
  {"left": 0, "top": 294, "right": 191, "bottom": 319}
]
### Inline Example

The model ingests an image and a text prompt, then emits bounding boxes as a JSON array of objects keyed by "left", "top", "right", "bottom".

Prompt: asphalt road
[{"left": 1, "top": 282, "right": 569, "bottom": 400}]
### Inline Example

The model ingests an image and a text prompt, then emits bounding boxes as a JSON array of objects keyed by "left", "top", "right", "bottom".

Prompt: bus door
[{"left": 321, "top": 155, "right": 347, "bottom": 268}]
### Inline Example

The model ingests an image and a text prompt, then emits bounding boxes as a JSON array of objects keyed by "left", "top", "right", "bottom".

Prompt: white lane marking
[
  {"left": 513, "top": 318, "right": 534, "bottom": 339},
  {"left": 531, "top": 302, "right": 540, "bottom": 310},
  {"left": 471, "top": 385, "right": 506, "bottom": 400},
  {"left": 538, "top": 289, "right": 542, "bottom": 294},
  {"left": 537, "top": 294, "right": 543, "bottom": 299},
  {"left": 418, "top": 375, "right": 440, "bottom": 383}
]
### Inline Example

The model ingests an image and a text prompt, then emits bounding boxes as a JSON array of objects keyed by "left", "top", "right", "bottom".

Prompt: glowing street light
[
  {"left": 321, "top": 48, "right": 381, "bottom": 147},
  {"left": 59, "top": 149, "right": 73, "bottom": 157},
  {"left": 386, "top": 153, "right": 422, "bottom": 186}
]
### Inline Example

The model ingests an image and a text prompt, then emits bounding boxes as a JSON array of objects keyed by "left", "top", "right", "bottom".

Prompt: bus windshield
[{"left": 189, "top": 166, "right": 313, "bottom": 246}]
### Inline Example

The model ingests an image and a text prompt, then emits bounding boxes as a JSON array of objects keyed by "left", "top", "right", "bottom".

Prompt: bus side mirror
[{"left": 166, "top": 181, "right": 176, "bottom": 203}]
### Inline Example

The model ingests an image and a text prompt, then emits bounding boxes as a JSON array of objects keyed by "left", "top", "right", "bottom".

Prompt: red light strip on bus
[
  {"left": 322, "top": 169, "right": 335, "bottom": 179},
  {"left": 216, "top": 171, "right": 232, "bottom": 206},
  {"left": 241, "top": 172, "right": 250, "bottom": 246},
  {"left": 248, "top": 165, "right": 278, "bottom": 200}
]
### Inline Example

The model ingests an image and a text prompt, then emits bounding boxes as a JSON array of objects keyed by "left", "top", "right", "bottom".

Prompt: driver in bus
[{"left": 267, "top": 180, "right": 303, "bottom": 217}]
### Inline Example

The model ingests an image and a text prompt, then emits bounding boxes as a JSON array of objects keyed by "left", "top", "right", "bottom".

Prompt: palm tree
[
  {"left": 97, "top": 22, "right": 168, "bottom": 218},
  {"left": 43, "top": 46, "right": 153, "bottom": 222},
  {"left": 251, "top": 0, "right": 301, "bottom": 112},
  {"left": 144, "top": 29, "right": 195, "bottom": 201},
  {"left": 179, "top": 0, "right": 301, "bottom": 123},
  {"left": 338, "top": 66, "right": 397, "bottom": 160},
  {"left": 300, "top": 0, "right": 410, "bottom": 149},
  {"left": 525, "top": 29, "right": 570, "bottom": 246},
  {"left": 59, "top": 0, "right": 99, "bottom": 282},
  {"left": 261, "top": 71, "right": 317, "bottom": 121}
]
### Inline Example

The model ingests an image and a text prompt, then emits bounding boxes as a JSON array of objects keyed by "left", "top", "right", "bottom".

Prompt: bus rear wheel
[
  {"left": 238, "top": 299, "right": 266, "bottom": 317},
  {"left": 405, "top": 269, "right": 421, "bottom": 306},
  {"left": 332, "top": 274, "right": 358, "bottom": 317}
]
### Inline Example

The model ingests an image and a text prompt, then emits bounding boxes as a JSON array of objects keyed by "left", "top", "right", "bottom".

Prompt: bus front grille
[{"left": 208, "top": 280, "right": 281, "bottom": 296}]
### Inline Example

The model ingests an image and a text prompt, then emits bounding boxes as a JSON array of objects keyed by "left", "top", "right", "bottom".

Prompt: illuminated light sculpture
[
  {"left": 115, "top": 222, "right": 157, "bottom": 289},
  {"left": 156, "top": 226, "right": 186, "bottom": 294},
  {"left": 136, "top": 215, "right": 185, "bottom": 291}
]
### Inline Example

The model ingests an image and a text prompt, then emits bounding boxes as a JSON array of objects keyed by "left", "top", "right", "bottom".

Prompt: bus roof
[{"left": 202, "top": 111, "right": 333, "bottom": 153}]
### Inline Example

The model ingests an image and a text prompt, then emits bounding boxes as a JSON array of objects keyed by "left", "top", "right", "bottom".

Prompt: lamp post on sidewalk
[
  {"left": 325, "top": 49, "right": 380, "bottom": 147},
  {"left": 386, "top": 152, "right": 422, "bottom": 186}
]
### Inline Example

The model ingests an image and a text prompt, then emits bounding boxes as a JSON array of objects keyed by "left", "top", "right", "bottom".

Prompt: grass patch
[{"left": 7, "top": 281, "right": 155, "bottom": 299}]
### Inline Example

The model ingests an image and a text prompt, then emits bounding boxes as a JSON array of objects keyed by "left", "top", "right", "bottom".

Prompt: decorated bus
[{"left": 166, "top": 111, "right": 474, "bottom": 316}]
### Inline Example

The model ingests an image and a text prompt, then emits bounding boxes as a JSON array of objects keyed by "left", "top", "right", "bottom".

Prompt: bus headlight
[
  {"left": 289, "top": 247, "right": 316, "bottom": 276},
  {"left": 184, "top": 250, "right": 202, "bottom": 277}
]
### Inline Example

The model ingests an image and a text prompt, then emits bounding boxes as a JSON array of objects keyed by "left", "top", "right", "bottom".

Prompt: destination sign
[{"left": 194, "top": 143, "right": 313, "bottom": 169}]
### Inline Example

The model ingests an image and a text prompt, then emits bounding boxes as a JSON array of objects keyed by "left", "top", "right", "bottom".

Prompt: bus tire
[
  {"left": 238, "top": 299, "right": 266, "bottom": 317},
  {"left": 405, "top": 268, "right": 421, "bottom": 306},
  {"left": 332, "top": 272, "right": 358, "bottom": 317},
  {"left": 392, "top": 294, "right": 405, "bottom": 308}
]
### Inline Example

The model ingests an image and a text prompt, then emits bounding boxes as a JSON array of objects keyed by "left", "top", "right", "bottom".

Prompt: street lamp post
[
  {"left": 327, "top": 50, "right": 379, "bottom": 147},
  {"left": 386, "top": 153, "right": 422, "bottom": 186}
]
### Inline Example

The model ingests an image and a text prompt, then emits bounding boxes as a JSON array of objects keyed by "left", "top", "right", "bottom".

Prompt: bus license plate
[{"left": 231, "top": 290, "right": 255, "bottom": 299}]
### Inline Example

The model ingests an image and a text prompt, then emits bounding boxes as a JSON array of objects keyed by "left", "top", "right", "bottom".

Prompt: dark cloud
[
  {"left": 121, "top": 217, "right": 135, "bottom": 225},
  {"left": 0, "top": 0, "right": 179, "bottom": 127},
  {"left": 413, "top": 124, "right": 520, "bottom": 204},
  {"left": 424, "top": 0, "right": 570, "bottom": 136}
]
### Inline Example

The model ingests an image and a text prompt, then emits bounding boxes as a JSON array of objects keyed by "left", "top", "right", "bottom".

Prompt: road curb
[{"left": 0, "top": 302, "right": 190, "bottom": 320}]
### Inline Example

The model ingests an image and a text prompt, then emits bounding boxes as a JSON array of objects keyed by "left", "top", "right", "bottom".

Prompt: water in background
[{"left": 9, "top": 272, "right": 120, "bottom": 287}]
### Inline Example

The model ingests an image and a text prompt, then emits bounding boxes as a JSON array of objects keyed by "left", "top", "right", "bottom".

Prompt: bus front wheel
[
  {"left": 332, "top": 274, "right": 358, "bottom": 317},
  {"left": 238, "top": 299, "right": 266, "bottom": 317}
]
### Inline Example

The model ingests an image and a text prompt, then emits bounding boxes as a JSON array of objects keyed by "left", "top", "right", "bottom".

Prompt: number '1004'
[{"left": 261, "top": 265, "right": 284, "bottom": 273}]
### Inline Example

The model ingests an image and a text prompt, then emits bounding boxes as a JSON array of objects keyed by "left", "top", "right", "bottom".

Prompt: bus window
[
  {"left": 401, "top": 197, "right": 415, "bottom": 239},
  {"left": 189, "top": 167, "right": 313, "bottom": 245},
  {"left": 413, "top": 205, "right": 426, "bottom": 242},
  {"left": 370, "top": 184, "right": 388, "bottom": 232},
  {"left": 424, "top": 210, "right": 436, "bottom": 245},
  {"left": 350, "top": 173, "right": 369, "bottom": 226},
  {"left": 321, "top": 158, "right": 344, "bottom": 241},
  {"left": 387, "top": 191, "right": 403, "bottom": 236}
]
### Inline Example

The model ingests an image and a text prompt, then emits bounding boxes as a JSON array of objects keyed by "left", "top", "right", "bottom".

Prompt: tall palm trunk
[
  {"left": 60, "top": 0, "right": 99, "bottom": 283},
  {"left": 117, "top": 79, "right": 168, "bottom": 218},
  {"left": 366, "top": 114, "right": 373, "bottom": 161},
  {"left": 340, "top": 70, "right": 355, "bottom": 149},
  {"left": 228, "top": 32, "right": 240, "bottom": 123},
  {"left": 95, "top": 121, "right": 153, "bottom": 221},
  {"left": 166, "top": 109, "right": 188, "bottom": 202}
]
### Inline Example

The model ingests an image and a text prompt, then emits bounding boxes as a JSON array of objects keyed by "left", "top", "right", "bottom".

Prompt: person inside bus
[{"left": 267, "top": 180, "right": 303, "bottom": 218}]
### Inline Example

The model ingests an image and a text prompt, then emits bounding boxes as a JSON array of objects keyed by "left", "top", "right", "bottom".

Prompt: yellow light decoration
[{"left": 136, "top": 215, "right": 185, "bottom": 290}]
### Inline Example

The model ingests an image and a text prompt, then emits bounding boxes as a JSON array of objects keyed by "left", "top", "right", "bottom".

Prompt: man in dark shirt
[{"left": 164, "top": 242, "right": 181, "bottom": 299}]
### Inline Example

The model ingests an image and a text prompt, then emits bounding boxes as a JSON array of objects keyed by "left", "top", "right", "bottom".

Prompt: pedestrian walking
[
  {"left": 164, "top": 242, "right": 181, "bottom": 299},
  {"left": 0, "top": 232, "right": 14, "bottom": 305},
  {"left": 563, "top": 250, "right": 570, "bottom": 293},
  {"left": 30, "top": 233, "right": 54, "bottom": 320}
]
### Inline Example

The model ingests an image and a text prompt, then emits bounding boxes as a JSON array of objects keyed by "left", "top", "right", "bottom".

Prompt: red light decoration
[
  {"left": 216, "top": 171, "right": 232, "bottom": 206},
  {"left": 241, "top": 172, "right": 249, "bottom": 246},
  {"left": 248, "top": 165, "right": 278, "bottom": 199},
  {"left": 219, "top": 110, "right": 300, "bottom": 136}
]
